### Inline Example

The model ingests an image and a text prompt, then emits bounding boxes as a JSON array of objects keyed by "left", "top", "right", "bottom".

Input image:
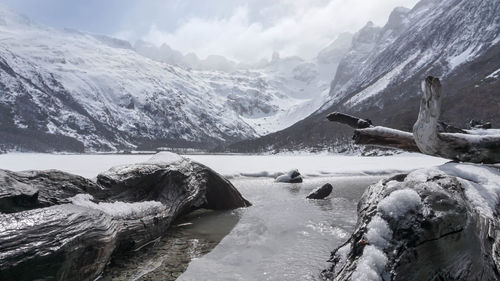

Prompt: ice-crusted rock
[
  {"left": 0, "top": 153, "right": 250, "bottom": 281},
  {"left": 307, "top": 183, "right": 333, "bottom": 199},
  {"left": 275, "top": 169, "right": 303, "bottom": 183},
  {"left": 322, "top": 163, "right": 500, "bottom": 281},
  {"left": 0, "top": 169, "right": 103, "bottom": 213}
]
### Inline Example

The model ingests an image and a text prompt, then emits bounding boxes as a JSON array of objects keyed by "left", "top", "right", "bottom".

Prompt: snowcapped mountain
[
  {"left": 0, "top": 5, "right": 349, "bottom": 152},
  {"left": 324, "top": 0, "right": 500, "bottom": 110},
  {"left": 230, "top": 0, "right": 500, "bottom": 152},
  {"left": 134, "top": 33, "right": 353, "bottom": 136}
]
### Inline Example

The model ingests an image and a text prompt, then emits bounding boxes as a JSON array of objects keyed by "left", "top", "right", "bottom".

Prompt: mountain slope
[
  {"left": 0, "top": 6, "right": 346, "bottom": 152},
  {"left": 134, "top": 35, "right": 353, "bottom": 135},
  {"left": 229, "top": 0, "right": 500, "bottom": 153}
]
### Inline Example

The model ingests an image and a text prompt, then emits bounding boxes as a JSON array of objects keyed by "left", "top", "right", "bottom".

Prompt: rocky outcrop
[
  {"left": 0, "top": 153, "right": 250, "bottom": 281},
  {"left": 307, "top": 183, "right": 333, "bottom": 199},
  {"left": 275, "top": 169, "right": 303, "bottom": 183},
  {"left": 0, "top": 169, "right": 102, "bottom": 213},
  {"left": 322, "top": 162, "right": 500, "bottom": 281}
]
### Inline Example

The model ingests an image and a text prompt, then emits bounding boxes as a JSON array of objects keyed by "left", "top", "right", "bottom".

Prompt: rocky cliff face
[{"left": 322, "top": 163, "right": 500, "bottom": 281}]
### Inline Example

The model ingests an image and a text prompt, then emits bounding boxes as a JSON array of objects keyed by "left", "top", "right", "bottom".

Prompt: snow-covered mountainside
[
  {"left": 0, "top": 6, "right": 348, "bottom": 152},
  {"left": 134, "top": 36, "right": 352, "bottom": 136},
  {"left": 230, "top": 0, "right": 500, "bottom": 153},
  {"left": 324, "top": 0, "right": 500, "bottom": 110}
]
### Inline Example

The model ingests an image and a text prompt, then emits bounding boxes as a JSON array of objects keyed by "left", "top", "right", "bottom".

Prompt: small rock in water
[
  {"left": 306, "top": 183, "right": 333, "bottom": 199},
  {"left": 275, "top": 169, "right": 303, "bottom": 183}
]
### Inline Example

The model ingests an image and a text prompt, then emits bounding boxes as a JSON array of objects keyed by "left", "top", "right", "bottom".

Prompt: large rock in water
[
  {"left": 307, "top": 183, "right": 333, "bottom": 199},
  {"left": 0, "top": 152, "right": 250, "bottom": 281},
  {"left": 275, "top": 169, "right": 303, "bottom": 183},
  {"left": 322, "top": 163, "right": 500, "bottom": 281}
]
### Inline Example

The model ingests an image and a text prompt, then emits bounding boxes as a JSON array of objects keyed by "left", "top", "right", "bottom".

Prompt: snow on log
[
  {"left": 326, "top": 112, "right": 419, "bottom": 152},
  {"left": 354, "top": 127, "right": 420, "bottom": 152},
  {"left": 413, "top": 76, "right": 500, "bottom": 164},
  {"left": 327, "top": 77, "right": 500, "bottom": 163}
]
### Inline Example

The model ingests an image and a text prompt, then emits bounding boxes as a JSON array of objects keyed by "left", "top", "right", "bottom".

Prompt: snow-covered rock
[
  {"left": 275, "top": 169, "right": 303, "bottom": 183},
  {"left": 322, "top": 163, "right": 500, "bottom": 280}
]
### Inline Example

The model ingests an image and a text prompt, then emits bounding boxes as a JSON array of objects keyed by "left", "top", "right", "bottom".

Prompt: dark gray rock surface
[
  {"left": 322, "top": 163, "right": 500, "bottom": 281},
  {"left": 307, "top": 183, "right": 333, "bottom": 199},
  {"left": 0, "top": 169, "right": 102, "bottom": 213},
  {"left": 0, "top": 153, "right": 250, "bottom": 281}
]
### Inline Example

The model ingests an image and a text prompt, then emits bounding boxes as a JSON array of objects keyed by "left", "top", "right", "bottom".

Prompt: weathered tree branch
[
  {"left": 354, "top": 127, "right": 420, "bottom": 152},
  {"left": 326, "top": 112, "right": 372, "bottom": 129},
  {"left": 326, "top": 112, "right": 420, "bottom": 152},
  {"left": 327, "top": 76, "right": 500, "bottom": 163}
]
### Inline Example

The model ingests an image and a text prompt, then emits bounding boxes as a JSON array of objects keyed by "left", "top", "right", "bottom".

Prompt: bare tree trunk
[
  {"left": 327, "top": 76, "right": 500, "bottom": 164},
  {"left": 413, "top": 76, "right": 442, "bottom": 155},
  {"left": 354, "top": 127, "right": 420, "bottom": 152},
  {"left": 413, "top": 77, "right": 500, "bottom": 163}
]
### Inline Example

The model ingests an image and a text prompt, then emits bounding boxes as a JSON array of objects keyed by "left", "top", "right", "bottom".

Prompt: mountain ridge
[
  {"left": 0, "top": 5, "right": 349, "bottom": 152},
  {"left": 228, "top": 0, "right": 500, "bottom": 153}
]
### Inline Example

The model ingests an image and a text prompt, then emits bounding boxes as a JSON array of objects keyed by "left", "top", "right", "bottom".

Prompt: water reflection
[
  {"left": 99, "top": 175, "right": 383, "bottom": 281},
  {"left": 100, "top": 209, "right": 241, "bottom": 281},
  {"left": 178, "top": 176, "right": 383, "bottom": 281}
]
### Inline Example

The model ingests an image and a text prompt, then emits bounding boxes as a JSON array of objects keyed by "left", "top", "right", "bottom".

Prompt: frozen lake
[
  {"left": 0, "top": 153, "right": 448, "bottom": 280},
  {"left": 0, "top": 153, "right": 447, "bottom": 179}
]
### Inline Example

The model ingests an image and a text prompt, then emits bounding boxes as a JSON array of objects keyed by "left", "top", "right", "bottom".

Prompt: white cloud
[{"left": 141, "top": 0, "right": 420, "bottom": 62}]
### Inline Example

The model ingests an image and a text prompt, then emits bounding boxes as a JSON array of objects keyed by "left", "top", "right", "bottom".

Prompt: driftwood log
[
  {"left": 0, "top": 153, "right": 250, "bottom": 281},
  {"left": 327, "top": 76, "right": 500, "bottom": 163}
]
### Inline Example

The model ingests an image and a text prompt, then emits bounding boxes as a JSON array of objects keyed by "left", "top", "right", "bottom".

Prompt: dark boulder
[
  {"left": 307, "top": 183, "right": 333, "bottom": 199},
  {"left": 0, "top": 169, "right": 102, "bottom": 213},
  {"left": 321, "top": 163, "right": 500, "bottom": 281},
  {"left": 0, "top": 153, "right": 250, "bottom": 281}
]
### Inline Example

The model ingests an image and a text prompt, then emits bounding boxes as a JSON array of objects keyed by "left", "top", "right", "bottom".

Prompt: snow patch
[
  {"left": 486, "top": 68, "right": 500, "bottom": 79},
  {"left": 465, "top": 129, "right": 500, "bottom": 136},
  {"left": 366, "top": 215, "right": 393, "bottom": 248},
  {"left": 378, "top": 189, "right": 422, "bottom": 218},
  {"left": 448, "top": 45, "right": 478, "bottom": 69},
  {"left": 346, "top": 53, "right": 419, "bottom": 106},
  {"left": 438, "top": 163, "right": 500, "bottom": 219},
  {"left": 351, "top": 245, "right": 388, "bottom": 281},
  {"left": 70, "top": 194, "right": 165, "bottom": 219},
  {"left": 147, "top": 152, "right": 184, "bottom": 165},
  {"left": 275, "top": 169, "right": 302, "bottom": 182}
]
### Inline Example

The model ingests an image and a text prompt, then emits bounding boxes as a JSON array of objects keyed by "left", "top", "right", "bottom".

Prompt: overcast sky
[{"left": 0, "top": 0, "right": 420, "bottom": 62}]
